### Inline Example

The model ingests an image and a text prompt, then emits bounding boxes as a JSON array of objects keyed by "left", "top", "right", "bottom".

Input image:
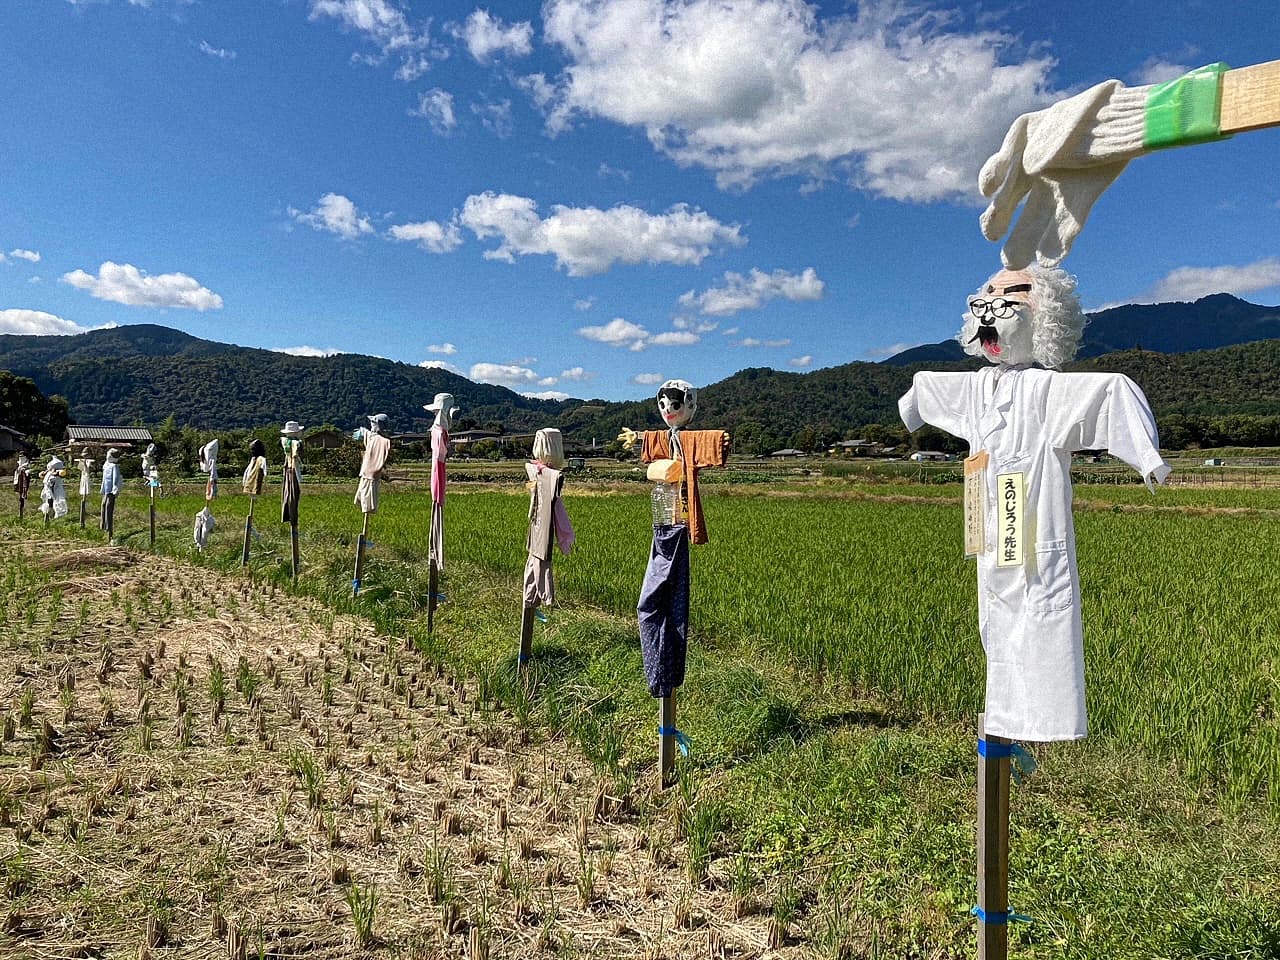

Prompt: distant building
[
  {"left": 909, "top": 450, "right": 948, "bottom": 462},
  {"left": 305, "top": 428, "right": 348, "bottom": 449},
  {"left": 769, "top": 448, "right": 806, "bottom": 458},
  {"left": 66, "top": 425, "right": 153, "bottom": 450},
  {"left": 0, "top": 423, "right": 25, "bottom": 454},
  {"left": 1204, "top": 458, "right": 1226, "bottom": 467},
  {"left": 829, "top": 439, "right": 880, "bottom": 456}
]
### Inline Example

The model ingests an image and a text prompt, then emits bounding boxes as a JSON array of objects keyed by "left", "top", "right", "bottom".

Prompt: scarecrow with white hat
[
  {"left": 280, "top": 421, "right": 305, "bottom": 578},
  {"left": 100, "top": 448, "right": 121, "bottom": 538},
  {"left": 141, "top": 442, "right": 161, "bottom": 544},
  {"left": 618, "top": 378, "right": 729, "bottom": 786},
  {"left": 39, "top": 455, "right": 69, "bottom": 524},
  {"left": 13, "top": 453, "right": 31, "bottom": 521},
  {"left": 74, "top": 447, "right": 95, "bottom": 528},
  {"left": 241, "top": 438, "right": 269, "bottom": 566},
  {"left": 424, "top": 393, "right": 459, "bottom": 630},
  {"left": 518, "top": 427, "right": 576, "bottom": 664},
  {"left": 351, "top": 413, "right": 392, "bottom": 595},
  {"left": 194, "top": 438, "right": 219, "bottom": 552}
]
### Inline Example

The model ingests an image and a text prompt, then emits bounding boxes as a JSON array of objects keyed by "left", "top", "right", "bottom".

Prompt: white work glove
[
  {"left": 617, "top": 427, "right": 639, "bottom": 451},
  {"left": 981, "top": 63, "right": 1231, "bottom": 269}
]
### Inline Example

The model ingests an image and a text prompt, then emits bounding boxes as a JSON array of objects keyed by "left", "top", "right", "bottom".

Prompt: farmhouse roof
[
  {"left": 0, "top": 423, "right": 25, "bottom": 438},
  {"left": 66, "top": 425, "right": 154, "bottom": 444}
]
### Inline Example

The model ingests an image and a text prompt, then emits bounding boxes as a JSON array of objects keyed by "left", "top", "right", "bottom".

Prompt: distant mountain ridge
[{"left": 2, "top": 294, "right": 1279, "bottom": 440}]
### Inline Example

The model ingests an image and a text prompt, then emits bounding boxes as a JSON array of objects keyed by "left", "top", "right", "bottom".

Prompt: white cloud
[
  {"left": 410, "top": 88, "right": 457, "bottom": 135},
  {"left": 472, "top": 99, "right": 514, "bottom": 138},
  {"left": 418, "top": 358, "right": 461, "bottom": 373},
  {"left": 309, "top": 0, "right": 425, "bottom": 53},
  {"left": 578, "top": 317, "right": 649, "bottom": 348},
  {"left": 721, "top": 326, "right": 739, "bottom": 335},
  {"left": 598, "top": 162, "right": 631, "bottom": 182},
  {"left": 538, "top": 0, "right": 1057, "bottom": 199},
  {"left": 1097, "top": 258, "right": 1280, "bottom": 310},
  {"left": 9, "top": 249, "right": 41, "bottom": 263},
  {"left": 273, "top": 345, "right": 344, "bottom": 357},
  {"left": 470, "top": 361, "right": 558, "bottom": 388},
  {"left": 459, "top": 192, "right": 743, "bottom": 276},
  {"left": 1133, "top": 52, "right": 1197, "bottom": 86},
  {"left": 387, "top": 218, "right": 464, "bottom": 253},
  {"left": 739, "top": 337, "right": 791, "bottom": 348},
  {"left": 394, "top": 54, "right": 433, "bottom": 81},
  {"left": 522, "top": 390, "right": 571, "bottom": 401},
  {"left": 516, "top": 72, "right": 558, "bottom": 110},
  {"left": 865, "top": 341, "right": 921, "bottom": 359},
  {"left": 789, "top": 355, "right": 813, "bottom": 368},
  {"left": 559, "top": 366, "right": 593, "bottom": 381},
  {"left": 427, "top": 342, "right": 458, "bottom": 355},
  {"left": 648, "top": 330, "right": 699, "bottom": 346},
  {"left": 456, "top": 9, "right": 533, "bottom": 62},
  {"left": 28, "top": 276, "right": 41, "bottom": 284},
  {"left": 574, "top": 296, "right": 596, "bottom": 311},
  {"left": 680, "top": 266, "right": 825, "bottom": 316},
  {"left": 0, "top": 308, "right": 91, "bottom": 336},
  {"left": 61, "top": 261, "right": 223, "bottom": 311},
  {"left": 631, "top": 372, "right": 664, "bottom": 385},
  {"left": 289, "top": 193, "right": 374, "bottom": 240},
  {"left": 199, "top": 40, "right": 237, "bottom": 60}
]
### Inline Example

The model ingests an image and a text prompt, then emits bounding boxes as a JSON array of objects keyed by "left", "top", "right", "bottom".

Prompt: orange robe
[{"left": 640, "top": 429, "right": 727, "bottom": 545}]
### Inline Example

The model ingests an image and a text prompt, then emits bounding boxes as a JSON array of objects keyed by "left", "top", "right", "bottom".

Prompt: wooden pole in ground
[
  {"left": 148, "top": 484, "right": 156, "bottom": 546},
  {"left": 18, "top": 495, "right": 25, "bottom": 521},
  {"left": 659, "top": 694, "right": 677, "bottom": 789},
  {"left": 79, "top": 495, "right": 87, "bottom": 529},
  {"left": 352, "top": 513, "right": 370, "bottom": 596},
  {"left": 976, "top": 714, "right": 1012, "bottom": 960},
  {"left": 290, "top": 520, "right": 300, "bottom": 581},
  {"left": 44, "top": 499, "right": 51, "bottom": 528},
  {"left": 241, "top": 495, "right": 255, "bottom": 566},
  {"left": 518, "top": 606, "right": 535, "bottom": 665},
  {"left": 427, "top": 557, "right": 439, "bottom": 633}
]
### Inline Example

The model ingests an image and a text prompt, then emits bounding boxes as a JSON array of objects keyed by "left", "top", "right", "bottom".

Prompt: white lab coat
[
  {"left": 354, "top": 430, "right": 391, "bottom": 514},
  {"left": 100, "top": 461, "right": 121, "bottom": 496},
  {"left": 900, "top": 366, "right": 1170, "bottom": 742},
  {"left": 193, "top": 506, "right": 216, "bottom": 550}
]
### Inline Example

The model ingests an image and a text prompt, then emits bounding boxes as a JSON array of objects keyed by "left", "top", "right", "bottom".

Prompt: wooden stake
[
  {"left": 427, "top": 558, "right": 439, "bottom": 634},
  {"left": 148, "top": 485, "right": 156, "bottom": 546},
  {"left": 518, "top": 606, "right": 535, "bottom": 665},
  {"left": 290, "top": 520, "right": 300, "bottom": 580},
  {"left": 241, "top": 496, "right": 255, "bottom": 567},
  {"left": 18, "top": 496, "right": 25, "bottom": 521},
  {"left": 976, "top": 714, "right": 1011, "bottom": 960},
  {"left": 79, "top": 498, "right": 87, "bottom": 529},
  {"left": 659, "top": 694, "right": 677, "bottom": 790},
  {"left": 1220, "top": 59, "right": 1280, "bottom": 135},
  {"left": 44, "top": 500, "right": 51, "bottom": 528},
  {"left": 352, "top": 513, "right": 370, "bottom": 596}
]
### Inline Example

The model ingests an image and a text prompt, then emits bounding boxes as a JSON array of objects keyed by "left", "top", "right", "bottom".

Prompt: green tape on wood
[{"left": 1144, "top": 62, "right": 1231, "bottom": 150}]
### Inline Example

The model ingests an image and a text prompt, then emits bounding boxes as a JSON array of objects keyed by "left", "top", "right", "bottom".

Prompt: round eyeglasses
[{"left": 968, "top": 297, "right": 1025, "bottom": 322}]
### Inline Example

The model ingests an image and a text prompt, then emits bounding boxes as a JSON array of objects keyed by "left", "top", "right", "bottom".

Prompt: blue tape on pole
[
  {"left": 352, "top": 578, "right": 361, "bottom": 593},
  {"left": 977, "top": 738, "right": 1013, "bottom": 759},
  {"left": 978, "top": 738, "right": 1038, "bottom": 783},
  {"left": 432, "top": 592, "right": 447, "bottom": 601},
  {"left": 518, "top": 653, "right": 532, "bottom": 664},
  {"left": 971, "top": 905, "right": 1032, "bottom": 925},
  {"left": 657, "top": 725, "right": 691, "bottom": 756},
  {"left": 534, "top": 610, "right": 548, "bottom": 623}
]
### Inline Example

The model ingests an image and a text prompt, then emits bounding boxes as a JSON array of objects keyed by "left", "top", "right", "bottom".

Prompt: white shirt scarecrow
[
  {"left": 100, "top": 448, "right": 122, "bottom": 534},
  {"left": 75, "top": 448, "right": 95, "bottom": 498},
  {"left": 141, "top": 443, "right": 161, "bottom": 491},
  {"left": 199, "top": 439, "right": 220, "bottom": 501},
  {"left": 899, "top": 265, "right": 1170, "bottom": 742},
  {"left": 13, "top": 453, "right": 31, "bottom": 500},
  {"left": 523, "top": 428, "right": 576, "bottom": 609},
  {"left": 354, "top": 413, "right": 392, "bottom": 514},
  {"left": 424, "top": 393, "right": 459, "bottom": 570},
  {"left": 39, "top": 456, "right": 69, "bottom": 519}
]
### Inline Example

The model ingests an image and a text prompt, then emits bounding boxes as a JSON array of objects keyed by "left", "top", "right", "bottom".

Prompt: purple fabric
[{"left": 637, "top": 523, "right": 690, "bottom": 698}]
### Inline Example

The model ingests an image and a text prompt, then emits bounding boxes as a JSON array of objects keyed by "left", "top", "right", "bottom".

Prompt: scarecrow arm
[{"left": 982, "top": 60, "right": 1280, "bottom": 270}]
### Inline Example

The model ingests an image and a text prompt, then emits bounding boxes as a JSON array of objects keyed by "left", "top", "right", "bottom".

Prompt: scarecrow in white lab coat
[
  {"left": 74, "top": 447, "right": 95, "bottom": 526},
  {"left": 194, "top": 438, "right": 219, "bottom": 552},
  {"left": 100, "top": 448, "right": 121, "bottom": 537},
  {"left": 39, "top": 455, "right": 68, "bottom": 520},
  {"left": 351, "top": 414, "right": 392, "bottom": 595},
  {"left": 518, "top": 428, "right": 576, "bottom": 662},
  {"left": 13, "top": 453, "right": 31, "bottom": 519},
  {"left": 899, "top": 264, "right": 1170, "bottom": 742},
  {"left": 424, "top": 393, "right": 458, "bottom": 629}
]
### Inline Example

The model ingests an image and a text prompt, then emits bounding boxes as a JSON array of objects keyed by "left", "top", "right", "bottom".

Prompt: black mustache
[{"left": 968, "top": 327, "right": 999, "bottom": 345}]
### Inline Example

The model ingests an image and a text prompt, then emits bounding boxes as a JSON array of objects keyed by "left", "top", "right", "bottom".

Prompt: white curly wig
[{"left": 960, "top": 264, "right": 1087, "bottom": 368}]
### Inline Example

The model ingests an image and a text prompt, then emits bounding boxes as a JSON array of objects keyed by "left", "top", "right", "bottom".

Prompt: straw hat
[
  {"left": 423, "top": 393, "right": 459, "bottom": 415},
  {"left": 368, "top": 413, "right": 390, "bottom": 430},
  {"left": 281, "top": 421, "right": 305, "bottom": 437}
]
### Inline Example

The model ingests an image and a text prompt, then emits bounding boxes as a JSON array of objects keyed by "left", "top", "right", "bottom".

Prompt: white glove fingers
[
  {"left": 978, "top": 115, "right": 1029, "bottom": 198},
  {"left": 1000, "top": 180, "right": 1059, "bottom": 270},
  {"left": 980, "top": 164, "right": 1034, "bottom": 242}
]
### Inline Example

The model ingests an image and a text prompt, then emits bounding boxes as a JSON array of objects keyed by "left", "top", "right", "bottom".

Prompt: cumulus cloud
[
  {"left": 309, "top": 0, "right": 426, "bottom": 53},
  {"left": 470, "top": 361, "right": 558, "bottom": 388},
  {"left": 472, "top": 99, "right": 515, "bottom": 138},
  {"left": 387, "top": 218, "right": 464, "bottom": 253},
  {"left": 272, "top": 345, "right": 345, "bottom": 357},
  {"left": 789, "top": 355, "right": 813, "bottom": 368},
  {"left": 577, "top": 317, "right": 650, "bottom": 349},
  {"left": 410, "top": 89, "right": 457, "bottom": 134},
  {"left": 1097, "top": 258, "right": 1280, "bottom": 310},
  {"left": 522, "top": 390, "right": 571, "bottom": 401},
  {"left": 455, "top": 9, "right": 533, "bottom": 62},
  {"left": 418, "top": 358, "right": 461, "bottom": 373},
  {"left": 679, "top": 266, "right": 825, "bottom": 316},
  {"left": 672, "top": 317, "right": 718, "bottom": 333},
  {"left": 199, "top": 40, "right": 237, "bottom": 59},
  {"left": 559, "top": 366, "right": 593, "bottom": 381},
  {"left": 648, "top": 330, "right": 699, "bottom": 346},
  {"left": 427, "top": 342, "right": 458, "bottom": 355},
  {"left": 0, "top": 308, "right": 92, "bottom": 336},
  {"left": 395, "top": 54, "right": 433, "bottom": 81},
  {"left": 537, "top": 0, "right": 1057, "bottom": 198},
  {"left": 289, "top": 193, "right": 374, "bottom": 240},
  {"left": 61, "top": 261, "right": 223, "bottom": 311},
  {"left": 739, "top": 336, "right": 791, "bottom": 348},
  {"left": 9, "top": 249, "right": 41, "bottom": 263},
  {"left": 459, "top": 192, "right": 743, "bottom": 276},
  {"left": 631, "top": 372, "right": 664, "bottom": 385}
]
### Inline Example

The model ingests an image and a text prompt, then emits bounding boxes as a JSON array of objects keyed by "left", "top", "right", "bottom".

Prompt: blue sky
[{"left": 2, "top": 0, "right": 1278, "bottom": 404}]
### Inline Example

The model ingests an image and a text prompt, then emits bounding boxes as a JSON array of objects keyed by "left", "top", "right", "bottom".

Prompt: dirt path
[{"left": 1, "top": 543, "right": 785, "bottom": 959}]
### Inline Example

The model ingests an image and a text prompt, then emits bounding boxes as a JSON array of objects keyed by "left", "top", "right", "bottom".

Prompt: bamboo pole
[
  {"left": 241, "top": 495, "right": 255, "bottom": 566},
  {"left": 976, "top": 714, "right": 1012, "bottom": 960},
  {"left": 352, "top": 513, "right": 370, "bottom": 596}
]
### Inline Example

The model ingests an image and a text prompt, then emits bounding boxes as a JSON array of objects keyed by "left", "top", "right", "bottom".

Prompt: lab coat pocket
[{"left": 1026, "top": 539, "right": 1072, "bottom": 613}]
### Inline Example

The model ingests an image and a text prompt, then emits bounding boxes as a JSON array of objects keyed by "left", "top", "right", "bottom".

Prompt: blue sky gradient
[{"left": 2, "top": 0, "right": 1278, "bottom": 402}]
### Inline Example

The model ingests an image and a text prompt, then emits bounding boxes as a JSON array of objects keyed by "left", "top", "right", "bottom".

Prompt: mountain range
[{"left": 3, "top": 293, "right": 1280, "bottom": 442}]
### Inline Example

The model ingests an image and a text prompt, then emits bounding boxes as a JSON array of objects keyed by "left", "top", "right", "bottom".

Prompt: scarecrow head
[
  {"left": 368, "top": 413, "right": 390, "bottom": 435},
  {"left": 248, "top": 438, "right": 267, "bottom": 459},
  {"left": 104, "top": 448, "right": 119, "bottom": 464},
  {"left": 17, "top": 453, "right": 30, "bottom": 470},
  {"left": 960, "top": 264, "right": 1086, "bottom": 369},
  {"left": 532, "top": 428, "right": 565, "bottom": 469},
  {"left": 656, "top": 379, "right": 697, "bottom": 429},
  {"left": 281, "top": 421, "right": 305, "bottom": 439},
  {"left": 425, "top": 393, "right": 460, "bottom": 431},
  {"left": 200, "top": 439, "right": 219, "bottom": 472}
]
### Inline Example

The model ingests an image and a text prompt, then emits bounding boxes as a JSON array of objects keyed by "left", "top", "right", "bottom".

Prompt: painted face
[
  {"left": 656, "top": 380, "right": 697, "bottom": 428},
  {"left": 961, "top": 269, "right": 1036, "bottom": 366}
]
